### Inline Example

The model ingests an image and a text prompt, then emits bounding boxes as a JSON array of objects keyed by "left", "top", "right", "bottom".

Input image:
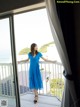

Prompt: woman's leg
[
  {"left": 33, "top": 89, "right": 38, "bottom": 103},
  {"left": 34, "top": 89, "right": 38, "bottom": 95}
]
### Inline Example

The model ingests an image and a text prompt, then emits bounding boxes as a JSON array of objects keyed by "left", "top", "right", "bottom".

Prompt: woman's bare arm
[
  {"left": 41, "top": 57, "right": 57, "bottom": 63},
  {"left": 18, "top": 58, "right": 29, "bottom": 63}
]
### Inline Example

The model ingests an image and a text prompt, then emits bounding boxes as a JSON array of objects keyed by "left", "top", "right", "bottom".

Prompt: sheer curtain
[{"left": 45, "top": 0, "right": 77, "bottom": 107}]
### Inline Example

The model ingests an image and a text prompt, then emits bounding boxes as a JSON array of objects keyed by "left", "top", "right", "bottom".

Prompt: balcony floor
[{"left": 20, "top": 93, "right": 61, "bottom": 107}]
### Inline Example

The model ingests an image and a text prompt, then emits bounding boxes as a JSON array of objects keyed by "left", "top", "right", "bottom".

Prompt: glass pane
[
  {"left": 0, "top": 18, "right": 16, "bottom": 107},
  {"left": 14, "top": 8, "right": 64, "bottom": 107}
]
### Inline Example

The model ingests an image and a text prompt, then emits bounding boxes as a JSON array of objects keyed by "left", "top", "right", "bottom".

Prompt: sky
[
  {"left": 14, "top": 8, "right": 54, "bottom": 54},
  {"left": 0, "top": 18, "right": 12, "bottom": 62},
  {"left": 0, "top": 8, "right": 61, "bottom": 63}
]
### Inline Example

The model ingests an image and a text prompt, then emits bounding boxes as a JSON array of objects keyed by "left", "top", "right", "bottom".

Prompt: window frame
[{"left": 0, "top": 2, "right": 46, "bottom": 107}]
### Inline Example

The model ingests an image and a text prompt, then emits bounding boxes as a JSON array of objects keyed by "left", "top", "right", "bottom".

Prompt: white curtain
[{"left": 45, "top": 0, "right": 77, "bottom": 107}]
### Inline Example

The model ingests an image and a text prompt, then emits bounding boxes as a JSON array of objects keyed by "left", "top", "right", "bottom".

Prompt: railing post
[{"left": 0, "top": 61, "right": 64, "bottom": 100}]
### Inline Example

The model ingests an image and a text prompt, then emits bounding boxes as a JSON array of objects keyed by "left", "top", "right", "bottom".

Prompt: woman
[{"left": 19, "top": 43, "right": 56, "bottom": 104}]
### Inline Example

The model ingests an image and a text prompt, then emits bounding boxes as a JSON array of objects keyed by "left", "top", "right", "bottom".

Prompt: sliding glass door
[{"left": 0, "top": 17, "right": 20, "bottom": 107}]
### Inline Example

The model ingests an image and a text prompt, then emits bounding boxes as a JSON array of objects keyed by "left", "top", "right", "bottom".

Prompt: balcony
[{"left": 0, "top": 61, "right": 64, "bottom": 107}]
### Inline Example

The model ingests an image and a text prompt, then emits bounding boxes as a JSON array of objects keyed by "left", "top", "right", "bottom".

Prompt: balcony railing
[{"left": 0, "top": 61, "right": 64, "bottom": 100}]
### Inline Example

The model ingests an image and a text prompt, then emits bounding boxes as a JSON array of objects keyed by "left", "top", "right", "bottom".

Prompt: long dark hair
[{"left": 30, "top": 43, "right": 38, "bottom": 56}]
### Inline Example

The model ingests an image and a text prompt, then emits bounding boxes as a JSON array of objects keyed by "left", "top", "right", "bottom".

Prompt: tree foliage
[
  {"left": 19, "top": 47, "right": 30, "bottom": 55},
  {"left": 39, "top": 41, "right": 54, "bottom": 53},
  {"left": 19, "top": 41, "right": 54, "bottom": 55},
  {"left": 50, "top": 78, "right": 64, "bottom": 99}
]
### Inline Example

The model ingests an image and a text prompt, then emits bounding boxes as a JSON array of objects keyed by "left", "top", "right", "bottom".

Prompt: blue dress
[{"left": 28, "top": 52, "right": 43, "bottom": 90}]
